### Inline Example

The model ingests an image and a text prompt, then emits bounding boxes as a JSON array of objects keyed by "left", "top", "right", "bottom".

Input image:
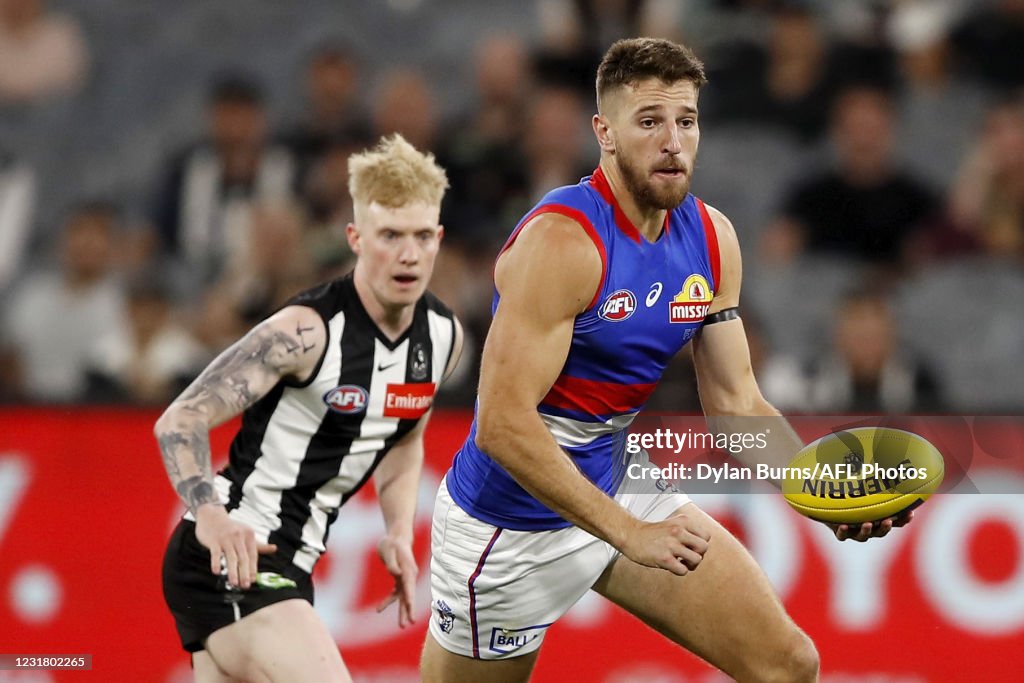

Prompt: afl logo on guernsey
[
  {"left": 669, "top": 274, "right": 713, "bottom": 324},
  {"left": 323, "top": 385, "right": 368, "bottom": 413},
  {"left": 599, "top": 289, "right": 637, "bottom": 322}
]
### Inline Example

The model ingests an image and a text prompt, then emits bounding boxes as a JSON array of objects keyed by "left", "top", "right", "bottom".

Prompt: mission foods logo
[
  {"left": 599, "top": 289, "right": 637, "bottom": 322},
  {"left": 384, "top": 383, "right": 436, "bottom": 419},
  {"left": 669, "top": 274, "right": 712, "bottom": 324}
]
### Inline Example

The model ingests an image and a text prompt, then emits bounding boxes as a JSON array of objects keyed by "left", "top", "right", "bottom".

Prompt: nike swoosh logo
[{"left": 377, "top": 361, "right": 399, "bottom": 372}]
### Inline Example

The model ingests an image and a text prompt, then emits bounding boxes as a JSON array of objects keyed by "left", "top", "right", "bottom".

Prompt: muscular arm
[
  {"left": 693, "top": 206, "right": 906, "bottom": 542},
  {"left": 694, "top": 206, "right": 785, "bottom": 417},
  {"left": 154, "top": 305, "right": 326, "bottom": 513},
  {"left": 474, "top": 215, "right": 642, "bottom": 549},
  {"left": 693, "top": 206, "right": 803, "bottom": 469}
]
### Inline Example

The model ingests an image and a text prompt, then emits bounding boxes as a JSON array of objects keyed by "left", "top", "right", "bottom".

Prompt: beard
[{"left": 615, "top": 151, "right": 691, "bottom": 211}]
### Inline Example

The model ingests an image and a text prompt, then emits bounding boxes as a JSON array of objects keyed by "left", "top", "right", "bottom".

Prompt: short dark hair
[
  {"left": 66, "top": 199, "right": 119, "bottom": 225},
  {"left": 208, "top": 74, "right": 264, "bottom": 107},
  {"left": 308, "top": 42, "right": 357, "bottom": 69},
  {"left": 839, "top": 285, "right": 891, "bottom": 311},
  {"left": 596, "top": 38, "right": 707, "bottom": 107}
]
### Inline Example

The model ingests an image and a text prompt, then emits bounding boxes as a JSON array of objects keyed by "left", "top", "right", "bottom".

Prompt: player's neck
[
  {"left": 352, "top": 270, "right": 414, "bottom": 341},
  {"left": 599, "top": 161, "right": 667, "bottom": 243}
]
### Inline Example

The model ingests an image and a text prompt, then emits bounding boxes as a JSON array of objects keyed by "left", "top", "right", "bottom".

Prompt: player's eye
[
  {"left": 640, "top": 118, "right": 657, "bottom": 129},
  {"left": 679, "top": 118, "right": 696, "bottom": 128}
]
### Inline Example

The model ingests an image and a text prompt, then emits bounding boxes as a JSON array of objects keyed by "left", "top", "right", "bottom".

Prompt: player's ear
[
  {"left": 593, "top": 113, "right": 615, "bottom": 154},
  {"left": 437, "top": 225, "right": 444, "bottom": 243},
  {"left": 346, "top": 223, "right": 361, "bottom": 255}
]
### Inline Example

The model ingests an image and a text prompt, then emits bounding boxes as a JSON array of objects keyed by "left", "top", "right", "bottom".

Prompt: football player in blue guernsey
[{"left": 421, "top": 38, "right": 909, "bottom": 682}]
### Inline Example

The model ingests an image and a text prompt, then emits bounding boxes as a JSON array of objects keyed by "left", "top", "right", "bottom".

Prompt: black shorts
[{"left": 162, "top": 519, "right": 314, "bottom": 653}]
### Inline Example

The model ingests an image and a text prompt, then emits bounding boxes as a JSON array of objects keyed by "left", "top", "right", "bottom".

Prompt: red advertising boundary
[{"left": 0, "top": 409, "right": 1020, "bottom": 682}]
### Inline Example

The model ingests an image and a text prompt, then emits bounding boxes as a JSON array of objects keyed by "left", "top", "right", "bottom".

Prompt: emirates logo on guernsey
[
  {"left": 384, "top": 383, "right": 436, "bottom": 419},
  {"left": 669, "top": 274, "right": 712, "bottom": 323}
]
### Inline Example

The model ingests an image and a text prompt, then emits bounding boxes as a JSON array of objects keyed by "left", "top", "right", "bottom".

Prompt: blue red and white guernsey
[{"left": 446, "top": 166, "right": 721, "bottom": 530}]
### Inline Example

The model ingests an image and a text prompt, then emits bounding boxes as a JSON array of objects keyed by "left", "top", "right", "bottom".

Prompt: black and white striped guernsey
[{"left": 199, "top": 274, "right": 456, "bottom": 573}]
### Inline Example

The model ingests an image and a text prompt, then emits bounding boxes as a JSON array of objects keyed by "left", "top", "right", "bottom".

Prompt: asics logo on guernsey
[{"left": 646, "top": 282, "right": 663, "bottom": 307}]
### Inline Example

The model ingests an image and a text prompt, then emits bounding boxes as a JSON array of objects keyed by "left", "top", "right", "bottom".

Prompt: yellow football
[{"left": 781, "top": 427, "right": 944, "bottom": 524}]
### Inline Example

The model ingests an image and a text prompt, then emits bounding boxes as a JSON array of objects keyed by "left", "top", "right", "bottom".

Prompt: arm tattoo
[
  {"left": 176, "top": 476, "right": 218, "bottom": 512},
  {"left": 280, "top": 333, "right": 300, "bottom": 356},
  {"left": 297, "top": 322, "right": 316, "bottom": 353},
  {"left": 157, "top": 431, "right": 189, "bottom": 483},
  {"left": 178, "top": 326, "right": 316, "bottom": 415},
  {"left": 156, "top": 318, "right": 320, "bottom": 512},
  {"left": 158, "top": 428, "right": 217, "bottom": 513}
]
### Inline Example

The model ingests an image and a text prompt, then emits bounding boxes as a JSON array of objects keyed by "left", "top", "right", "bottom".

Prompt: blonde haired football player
[{"left": 158, "top": 134, "right": 462, "bottom": 682}]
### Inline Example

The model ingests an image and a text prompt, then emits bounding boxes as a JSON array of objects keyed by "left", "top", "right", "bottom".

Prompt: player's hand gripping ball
[{"left": 782, "top": 427, "right": 944, "bottom": 524}]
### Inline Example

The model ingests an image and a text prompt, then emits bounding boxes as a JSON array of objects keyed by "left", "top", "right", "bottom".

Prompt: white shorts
[{"left": 428, "top": 452, "right": 691, "bottom": 660}]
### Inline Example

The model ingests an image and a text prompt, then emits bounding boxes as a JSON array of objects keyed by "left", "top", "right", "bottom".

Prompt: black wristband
[{"left": 703, "top": 307, "right": 740, "bottom": 326}]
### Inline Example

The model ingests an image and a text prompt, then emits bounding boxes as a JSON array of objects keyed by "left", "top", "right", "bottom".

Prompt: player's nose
[
  {"left": 398, "top": 238, "right": 419, "bottom": 264},
  {"left": 662, "top": 126, "right": 683, "bottom": 155}
]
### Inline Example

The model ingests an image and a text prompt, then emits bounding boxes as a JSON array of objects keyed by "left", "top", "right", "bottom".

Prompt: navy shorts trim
[{"left": 161, "top": 519, "right": 314, "bottom": 653}]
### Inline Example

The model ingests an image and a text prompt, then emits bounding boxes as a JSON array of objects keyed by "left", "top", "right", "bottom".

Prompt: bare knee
[{"left": 746, "top": 630, "right": 819, "bottom": 683}]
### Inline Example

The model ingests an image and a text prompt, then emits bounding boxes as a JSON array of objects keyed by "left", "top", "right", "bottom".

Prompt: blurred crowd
[{"left": 1, "top": 0, "right": 1023, "bottom": 413}]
